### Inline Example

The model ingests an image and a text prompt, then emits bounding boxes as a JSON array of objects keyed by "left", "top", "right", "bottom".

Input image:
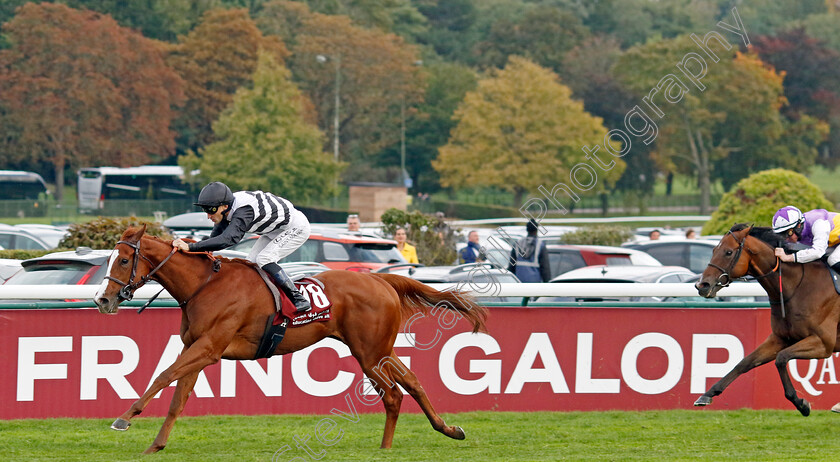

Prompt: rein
[
  {"left": 106, "top": 240, "right": 177, "bottom": 302},
  {"left": 706, "top": 231, "right": 805, "bottom": 319},
  {"left": 106, "top": 239, "right": 222, "bottom": 313}
]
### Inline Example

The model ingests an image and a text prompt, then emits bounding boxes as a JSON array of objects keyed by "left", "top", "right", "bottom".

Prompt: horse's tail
[{"left": 372, "top": 273, "right": 487, "bottom": 333}]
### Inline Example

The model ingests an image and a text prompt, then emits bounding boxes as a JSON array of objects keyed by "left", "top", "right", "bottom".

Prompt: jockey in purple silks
[{"left": 772, "top": 205, "right": 840, "bottom": 272}]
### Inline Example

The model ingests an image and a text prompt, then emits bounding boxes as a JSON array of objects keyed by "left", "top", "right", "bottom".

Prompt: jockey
[
  {"left": 172, "top": 182, "right": 311, "bottom": 313},
  {"left": 772, "top": 205, "right": 840, "bottom": 272}
]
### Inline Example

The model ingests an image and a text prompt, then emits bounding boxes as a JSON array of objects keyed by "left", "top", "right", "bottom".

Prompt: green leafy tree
[
  {"left": 179, "top": 52, "right": 342, "bottom": 203},
  {"left": 378, "top": 60, "right": 478, "bottom": 193},
  {"left": 736, "top": 0, "right": 826, "bottom": 37},
  {"left": 0, "top": 3, "right": 184, "bottom": 200},
  {"left": 560, "top": 36, "right": 657, "bottom": 199},
  {"left": 65, "top": 0, "right": 222, "bottom": 42},
  {"left": 472, "top": 3, "right": 589, "bottom": 72},
  {"left": 168, "top": 8, "right": 288, "bottom": 155},
  {"left": 433, "top": 56, "right": 623, "bottom": 207},
  {"left": 617, "top": 36, "right": 805, "bottom": 214},
  {"left": 703, "top": 169, "right": 833, "bottom": 235},
  {"left": 61, "top": 217, "right": 172, "bottom": 249},
  {"left": 559, "top": 225, "right": 634, "bottom": 247}
]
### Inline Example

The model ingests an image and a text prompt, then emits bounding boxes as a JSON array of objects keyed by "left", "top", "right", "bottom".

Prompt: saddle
[{"left": 253, "top": 270, "right": 332, "bottom": 359}]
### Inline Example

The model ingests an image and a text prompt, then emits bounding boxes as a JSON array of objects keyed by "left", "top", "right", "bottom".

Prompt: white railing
[{"left": 0, "top": 282, "right": 765, "bottom": 300}]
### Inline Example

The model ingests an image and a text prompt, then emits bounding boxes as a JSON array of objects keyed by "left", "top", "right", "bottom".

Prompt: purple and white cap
[{"left": 772, "top": 205, "right": 804, "bottom": 233}]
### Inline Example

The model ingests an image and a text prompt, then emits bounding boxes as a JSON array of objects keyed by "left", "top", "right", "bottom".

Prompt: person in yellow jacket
[{"left": 394, "top": 227, "right": 419, "bottom": 264}]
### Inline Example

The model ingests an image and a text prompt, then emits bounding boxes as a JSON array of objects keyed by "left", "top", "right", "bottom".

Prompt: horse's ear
[{"left": 124, "top": 224, "right": 147, "bottom": 244}]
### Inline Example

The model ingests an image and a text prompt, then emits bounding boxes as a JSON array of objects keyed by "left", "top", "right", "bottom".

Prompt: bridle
[
  {"left": 705, "top": 229, "right": 803, "bottom": 318},
  {"left": 105, "top": 240, "right": 177, "bottom": 302},
  {"left": 705, "top": 230, "right": 748, "bottom": 289}
]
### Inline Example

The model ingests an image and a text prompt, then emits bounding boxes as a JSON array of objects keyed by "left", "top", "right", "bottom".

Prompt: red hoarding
[{"left": 2, "top": 305, "right": 839, "bottom": 419}]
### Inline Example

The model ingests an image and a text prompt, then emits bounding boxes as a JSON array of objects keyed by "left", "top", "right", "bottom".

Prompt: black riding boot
[
  {"left": 831, "top": 262, "right": 840, "bottom": 274},
  {"left": 263, "top": 263, "right": 311, "bottom": 313}
]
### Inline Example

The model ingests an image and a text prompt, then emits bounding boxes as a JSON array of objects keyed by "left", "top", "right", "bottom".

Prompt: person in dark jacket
[
  {"left": 171, "top": 182, "right": 311, "bottom": 313},
  {"left": 508, "top": 219, "right": 551, "bottom": 282},
  {"left": 459, "top": 230, "right": 485, "bottom": 264}
]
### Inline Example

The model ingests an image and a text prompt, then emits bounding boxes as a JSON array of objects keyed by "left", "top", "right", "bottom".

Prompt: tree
[
  {"left": 702, "top": 169, "right": 832, "bottom": 235},
  {"left": 753, "top": 29, "right": 840, "bottom": 166},
  {"left": 65, "top": 0, "right": 222, "bottom": 42},
  {"left": 560, "top": 36, "right": 657, "bottom": 198},
  {"left": 433, "top": 56, "right": 623, "bottom": 207},
  {"left": 617, "top": 36, "right": 803, "bottom": 214},
  {"left": 0, "top": 3, "right": 184, "bottom": 200},
  {"left": 179, "top": 52, "right": 342, "bottom": 203},
  {"left": 259, "top": 3, "right": 425, "bottom": 171},
  {"left": 471, "top": 3, "right": 589, "bottom": 72},
  {"left": 167, "top": 8, "right": 288, "bottom": 155},
  {"left": 377, "top": 60, "right": 478, "bottom": 193}
]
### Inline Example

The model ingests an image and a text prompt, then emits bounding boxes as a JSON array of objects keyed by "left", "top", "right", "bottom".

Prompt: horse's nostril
[{"left": 96, "top": 297, "right": 109, "bottom": 307}]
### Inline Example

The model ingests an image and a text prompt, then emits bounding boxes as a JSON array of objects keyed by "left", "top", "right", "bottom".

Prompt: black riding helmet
[{"left": 194, "top": 182, "right": 233, "bottom": 208}]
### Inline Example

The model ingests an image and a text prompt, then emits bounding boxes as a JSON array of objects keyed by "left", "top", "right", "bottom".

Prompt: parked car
[
  {"left": 622, "top": 239, "right": 718, "bottom": 273},
  {"left": 223, "top": 228, "right": 405, "bottom": 272},
  {"left": 378, "top": 262, "right": 523, "bottom": 304},
  {"left": 0, "top": 223, "right": 57, "bottom": 250},
  {"left": 3, "top": 247, "right": 113, "bottom": 286},
  {"left": 0, "top": 258, "right": 22, "bottom": 283},
  {"left": 13, "top": 224, "right": 69, "bottom": 249},
  {"left": 545, "top": 244, "right": 662, "bottom": 280},
  {"left": 539, "top": 265, "right": 696, "bottom": 303},
  {"left": 162, "top": 212, "right": 214, "bottom": 241}
]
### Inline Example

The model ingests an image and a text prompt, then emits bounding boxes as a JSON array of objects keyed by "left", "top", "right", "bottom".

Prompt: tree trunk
[
  {"left": 695, "top": 131, "right": 712, "bottom": 215},
  {"left": 53, "top": 150, "right": 65, "bottom": 203},
  {"left": 513, "top": 188, "right": 524, "bottom": 208}
]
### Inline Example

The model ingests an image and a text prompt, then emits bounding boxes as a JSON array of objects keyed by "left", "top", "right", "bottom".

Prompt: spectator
[
  {"left": 347, "top": 214, "right": 360, "bottom": 233},
  {"left": 394, "top": 227, "right": 419, "bottom": 264},
  {"left": 508, "top": 219, "right": 551, "bottom": 282},
  {"left": 649, "top": 229, "right": 661, "bottom": 240},
  {"left": 459, "top": 230, "right": 485, "bottom": 264},
  {"left": 685, "top": 229, "right": 697, "bottom": 239}
]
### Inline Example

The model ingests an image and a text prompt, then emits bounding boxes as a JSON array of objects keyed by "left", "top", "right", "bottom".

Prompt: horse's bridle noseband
[
  {"left": 706, "top": 231, "right": 747, "bottom": 289},
  {"left": 105, "top": 240, "right": 177, "bottom": 302}
]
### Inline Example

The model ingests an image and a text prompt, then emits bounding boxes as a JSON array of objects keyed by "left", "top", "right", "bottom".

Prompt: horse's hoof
[
  {"left": 111, "top": 418, "right": 131, "bottom": 431},
  {"left": 451, "top": 426, "right": 466, "bottom": 440},
  {"left": 694, "top": 395, "right": 712, "bottom": 406},
  {"left": 798, "top": 399, "right": 811, "bottom": 417}
]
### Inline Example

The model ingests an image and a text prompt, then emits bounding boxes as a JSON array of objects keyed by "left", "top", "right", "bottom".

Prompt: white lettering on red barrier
[
  {"left": 17, "top": 336, "right": 72, "bottom": 402},
  {"left": 439, "top": 332, "right": 501, "bottom": 395},
  {"left": 80, "top": 336, "right": 139, "bottom": 400}
]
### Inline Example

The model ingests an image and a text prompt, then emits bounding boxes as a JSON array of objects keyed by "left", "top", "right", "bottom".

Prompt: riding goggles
[{"left": 200, "top": 205, "right": 219, "bottom": 215}]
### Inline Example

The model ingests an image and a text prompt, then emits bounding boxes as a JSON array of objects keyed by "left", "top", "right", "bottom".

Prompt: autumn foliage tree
[
  {"left": 433, "top": 56, "right": 622, "bottom": 207},
  {"left": 179, "top": 52, "right": 342, "bottom": 203},
  {"left": 258, "top": 1, "right": 425, "bottom": 171},
  {"left": 0, "top": 3, "right": 184, "bottom": 200},
  {"left": 167, "top": 8, "right": 289, "bottom": 154}
]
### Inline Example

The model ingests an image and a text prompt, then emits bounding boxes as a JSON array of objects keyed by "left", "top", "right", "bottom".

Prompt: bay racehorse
[
  {"left": 694, "top": 223, "right": 840, "bottom": 415},
  {"left": 93, "top": 226, "right": 487, "bottom": 454}
]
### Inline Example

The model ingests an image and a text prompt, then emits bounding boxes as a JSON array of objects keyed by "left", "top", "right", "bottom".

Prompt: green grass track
[{"left": 3, "top": 410, "right": 840, "bottom": 461}]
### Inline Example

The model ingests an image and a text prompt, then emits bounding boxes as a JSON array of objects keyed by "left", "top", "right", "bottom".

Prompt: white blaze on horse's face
[{"left": 94, "top": 249, "right": 120, "bottom": 313}]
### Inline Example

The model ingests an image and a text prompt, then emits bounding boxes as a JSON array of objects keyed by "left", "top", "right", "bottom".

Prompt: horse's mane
[
  {"left": 128, "top": 229, "right": 257, "bottom": 268},
  {"left": 730, "top": 223, "right": 785, "bottom": 248}
]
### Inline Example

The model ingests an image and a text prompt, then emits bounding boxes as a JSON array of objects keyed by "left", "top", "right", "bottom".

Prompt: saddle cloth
[{"left": 254, "top": 276, "right": 332, "bottom": 359}]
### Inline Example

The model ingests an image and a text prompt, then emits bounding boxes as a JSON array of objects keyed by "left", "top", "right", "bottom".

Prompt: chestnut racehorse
[
  {"left": 93, "top": 226, "right": 487, "bottom": 454},
  {"left": 694, "top": 223, "right": 840, "bottom": 416}
]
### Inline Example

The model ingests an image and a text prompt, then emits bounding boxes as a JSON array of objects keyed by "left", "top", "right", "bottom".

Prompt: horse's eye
[
  {"left": 120, "top": 258, "right": 129, "bottom": 265},
  {"left": 725, "top": 250, "right": 733, "bottom": 256}
]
